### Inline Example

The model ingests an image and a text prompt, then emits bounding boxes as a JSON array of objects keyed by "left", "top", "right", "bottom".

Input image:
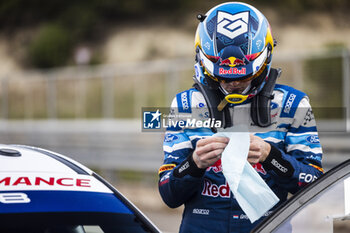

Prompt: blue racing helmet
[{"left": 194, "top": 2, "right": 275, "bottom": 100}]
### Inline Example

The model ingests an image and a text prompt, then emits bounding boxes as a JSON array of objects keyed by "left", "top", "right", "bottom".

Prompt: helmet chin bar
[{"left": 217, "top": 94, "right": 249, "bottom": 111}]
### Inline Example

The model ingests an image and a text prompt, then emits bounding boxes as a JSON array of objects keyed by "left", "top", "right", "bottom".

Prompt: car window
[{"left": 273, "top": 174, "right": 350, "bottom": 233}]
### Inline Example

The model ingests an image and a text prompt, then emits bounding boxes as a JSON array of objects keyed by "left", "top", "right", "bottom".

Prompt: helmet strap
[{"left": 250, "top": 68, "right": 281, "bottom": 127}]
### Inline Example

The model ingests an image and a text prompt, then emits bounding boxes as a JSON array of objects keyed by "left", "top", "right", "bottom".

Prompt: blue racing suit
[{"left": 158, "top": 84, "right": 323, "bottom": 233}]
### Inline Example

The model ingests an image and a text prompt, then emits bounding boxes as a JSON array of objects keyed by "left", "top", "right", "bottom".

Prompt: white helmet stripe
[
  {"left": 252, "top": 45, "right": 268, "bottom": 75},
  {"left": 199, "top": 49, "right": 214, "bottom": 75}
]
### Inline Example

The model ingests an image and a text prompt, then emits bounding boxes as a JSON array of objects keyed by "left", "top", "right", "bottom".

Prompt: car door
[{"left": 252, "top": 159, "right": 350, "bottom": 233}]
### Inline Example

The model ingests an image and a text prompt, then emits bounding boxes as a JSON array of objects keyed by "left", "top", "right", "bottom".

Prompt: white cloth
[{"left": 215, "top": 126, "right": 280, "bottom": 223}]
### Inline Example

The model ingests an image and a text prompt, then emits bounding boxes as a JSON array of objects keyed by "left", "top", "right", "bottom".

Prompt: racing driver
[{"left": 158, "top": 2, "right": 324, "bottom": 232}]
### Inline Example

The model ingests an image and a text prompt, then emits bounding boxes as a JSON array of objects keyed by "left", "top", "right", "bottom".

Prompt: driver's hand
[
  {"left": 193, "top": 137, "right": 229, "bottom": 169},
  {"left": 248, "top": 134, "right": 271, "bottom": 165}
]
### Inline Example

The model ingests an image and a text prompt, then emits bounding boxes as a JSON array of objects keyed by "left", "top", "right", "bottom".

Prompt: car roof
[
  {"left": 0, "top": 144, "right": 112, "bottom": 193},
  {"left": 0, "top": 144, "right": 93, "bottom": 175}
]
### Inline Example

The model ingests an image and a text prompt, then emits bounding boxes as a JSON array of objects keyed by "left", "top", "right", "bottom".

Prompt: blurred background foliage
[
  {"left": 0, "top": 0, "right": 348, "bottom": 120},
  {"left": 0, "top": 0, "right": 349, "bottom": 68},
  {"left": 28, "top": 24, "right": 73, "bottom": 68}
]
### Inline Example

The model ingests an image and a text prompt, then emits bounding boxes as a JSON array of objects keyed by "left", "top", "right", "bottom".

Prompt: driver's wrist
[{"left": 260, "top": 142, "right": 271, "bottom": 163}]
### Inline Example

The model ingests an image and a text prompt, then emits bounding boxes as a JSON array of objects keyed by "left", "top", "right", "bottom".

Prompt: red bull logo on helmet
[
  {"left": 219, "top": 67, "right": 246, "bottom": 75},
  {"left": 219, "top": 57, "right": 246, "bottom": 67}
]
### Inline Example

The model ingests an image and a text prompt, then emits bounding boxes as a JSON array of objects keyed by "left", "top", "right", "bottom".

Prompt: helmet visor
[{"left": 198, "top": 44, "right": 269, "bottom": 82}]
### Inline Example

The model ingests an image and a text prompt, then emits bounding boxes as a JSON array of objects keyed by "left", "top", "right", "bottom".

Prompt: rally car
[{"left": 0, "top": 144, "right": 161, "bottom": 233}]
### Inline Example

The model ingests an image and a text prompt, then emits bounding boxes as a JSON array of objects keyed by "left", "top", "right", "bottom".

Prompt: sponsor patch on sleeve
[
  {"left": 158, "top": 164, "right": 176, "bottom": 174},
  {"left": 176, "top": 90, "right": 192, "bottom": 113}
]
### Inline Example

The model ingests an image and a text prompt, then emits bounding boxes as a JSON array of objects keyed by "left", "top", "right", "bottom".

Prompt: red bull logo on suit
[
  {"left": 201, "top": 179, "right": 231, "bottom": 198},
  {"left": 207, "top": 159, "right": 222, "bottom": 173},
  {"left": 253, "top": 163, "right": 267, "bottom": 175}
]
